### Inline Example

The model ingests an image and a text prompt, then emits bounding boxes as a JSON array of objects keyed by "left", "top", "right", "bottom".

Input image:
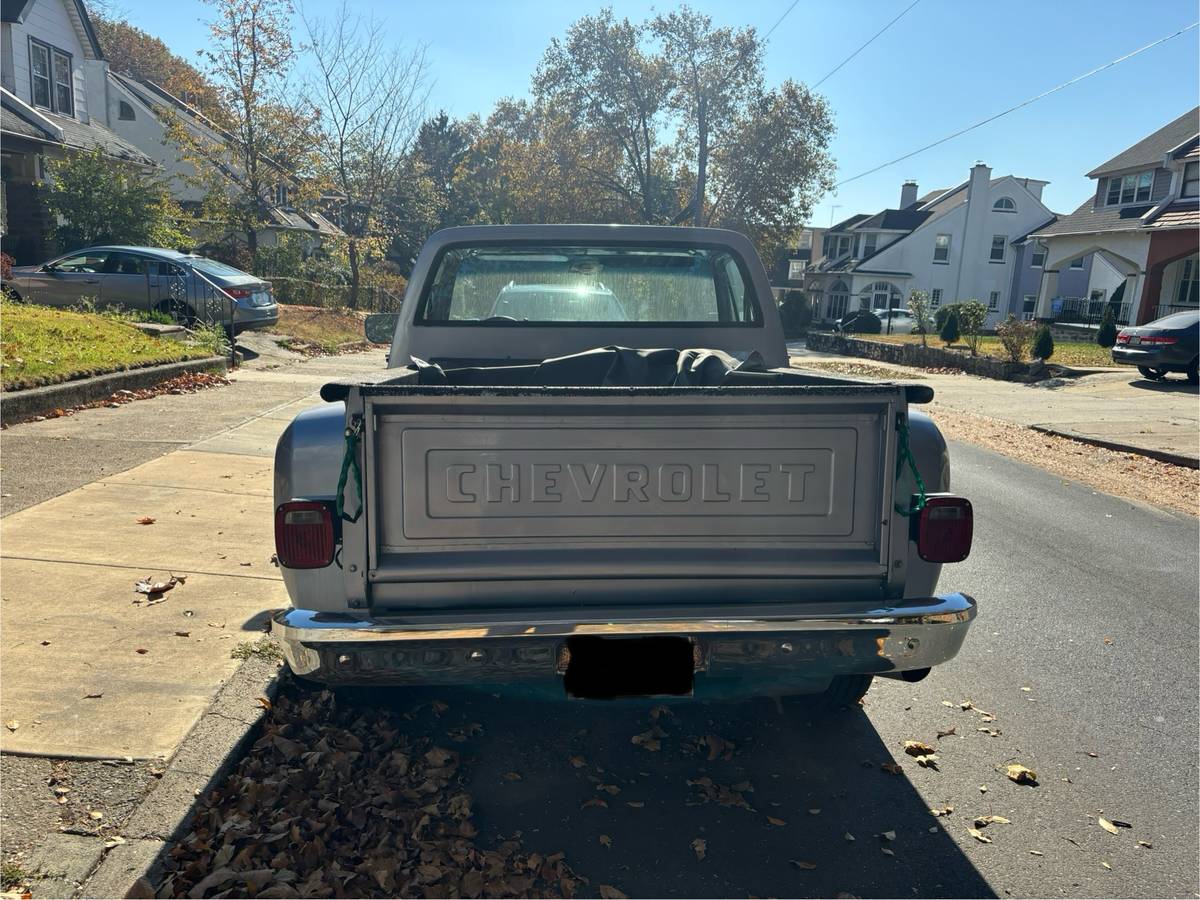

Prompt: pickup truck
[{"left": 271, "top": 225, "right": 976, "bottom": 709}]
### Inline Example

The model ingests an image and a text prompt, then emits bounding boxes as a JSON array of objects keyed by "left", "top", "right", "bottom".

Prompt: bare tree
[{"left": 303, "top": 1, "right": 429, "bottom": 307}]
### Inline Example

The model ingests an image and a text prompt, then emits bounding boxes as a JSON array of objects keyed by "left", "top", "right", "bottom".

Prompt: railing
[
  {"left": 1050, "top": 296, "right": 1132, "bottom": 326},
  {"left": 259, "top": 275, "right": 404, "bottom": 312},
  {"left": 158, "top": 267, "right": 237, "bottom": 367},
  {"left": 1152, "top": 303, "right": 1199, "bottom": 321}
]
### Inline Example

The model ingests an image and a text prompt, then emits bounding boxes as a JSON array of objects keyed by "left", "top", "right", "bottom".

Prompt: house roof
[
  {"left": 0, "top": 0, "right": 34, "bottom": 22},
  {"left": 828, "top": 213, "right": 869, "bottom": 233},
  {"left": 1031, "top": 194, "right": 1153, "bottom": 238},
  {"left": 1011, "top": 217, "right": 1057, "bottom": 245},
  {"left": 1086, "top": 107, "right": 1200, "bottom": 177},
  {"left": 854, "top": 208, "right": 932, "bottom": 231},
  {"left": 0, "top": 88, "right": 153, "bottom": 164},
  {"left": 1144, "top": 199, "right": 1200, "bottom": 230}
]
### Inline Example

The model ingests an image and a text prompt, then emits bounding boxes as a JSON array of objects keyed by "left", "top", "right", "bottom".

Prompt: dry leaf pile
[{"left": 156, "top": 689, "right": 580, "bottom": 899}]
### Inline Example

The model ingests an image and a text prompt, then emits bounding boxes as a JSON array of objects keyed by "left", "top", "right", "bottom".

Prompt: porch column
[
  {"left": 1137, "top": 265, "right": 1162, "bottom": 324},
  {"left": 1123, "top": 271, "right": 1145, "bottom": 325},
  {"left": 1034, "top": 269, "right": 1059, "bottom": 320}
]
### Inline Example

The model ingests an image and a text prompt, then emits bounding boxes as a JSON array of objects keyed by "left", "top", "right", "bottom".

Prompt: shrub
[
  {"left": 907, "top": 290, "right": 933, "bottom": 346},
  {"left": 935, "top": 303, "right": 964, "bottom": 331},
  {"left": 778, "top": 290, "right": 813, "bottom": 337},
  {"left": 1097, "top": 306, "right": 1118, "bottom": 348},
  {"left": 1032, "top": 325, "right": 1055, "bottom": 361},
  {"left": 939, "top": 309, "right": 960, "bottom": 346},
  {"left": 956, "top": 300, "right": 989, "bottom": 356},
  {"left": 996, "top": 315, "right": 1038, "bottom": 363},
  {"left": 844, "top": 310, "right": 881, "bottom": 334}
]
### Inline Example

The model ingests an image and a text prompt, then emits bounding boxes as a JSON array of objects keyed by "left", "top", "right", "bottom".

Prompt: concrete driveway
[
  {"left": 789, "top": 342, "right": 1200, "bottom": 465},
  {"left": 0, "top": 348, "right": 386, "bottom": 760}
]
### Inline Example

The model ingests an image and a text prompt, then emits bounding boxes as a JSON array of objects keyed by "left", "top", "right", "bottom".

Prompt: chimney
[
  {"left": 966, "top": 161, "right": 992, "bottom": 203},
  {"left": 900, "top": 180, "right": 919, "bottom": 208}
]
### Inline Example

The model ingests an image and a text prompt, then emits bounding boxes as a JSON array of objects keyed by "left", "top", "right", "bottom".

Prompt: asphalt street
[{"left": 326, "top": 438, "right": 1199, "bottom": 899}]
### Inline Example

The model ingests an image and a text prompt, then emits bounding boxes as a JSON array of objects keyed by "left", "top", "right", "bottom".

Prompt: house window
[
  {"left": 274, "top": 184, "right": 290, "bottom": 207},
  {"left": 1182, "top": 161, "right": 1200, "bottom": 198},
  {"left": 988, "top": 291, "right": 1000, "bottom": 309},
  {"left": 861, "top": 281, "right": 899, "bottom": 311},
  {"left": 993, "top": 197, "right": 1016, "bottom": 211},
  {"left": 829, "top": 280, "right": 850, "bottom": 319},
  {"left": 836, "top": 236, "right": 851, "bottom": 257},
  {"left": 933, "top": 233, "right": 951, "bottom": 264},
  {"left": 1070, "top": 257, "right": 1085, "bottom": 269},
  {"left": 29, "top": 40, "right": 73, "bottom": 116},
  {"left": 863, "top": 233, "right": 877, "bottom": 256},
  {"left": 118, "top": 100, "right": 136, "bottom": 120},
  {"left": 931, "top": 289, "right": 942, "bottom": 307},
  {"left": 989, "top": 235, "right": 1006, "bottom": 263},
  {"left": 798, "top": 232, "right": 813, "bottom": 250},
  {"left": 1106, "top": 170, "right": 1153, "bottom": 205},
  {"left": 1030, "top": 243, "right": 1046, "bottom": 268},
  {"left": 1023, "top": 294, "right": 1037, "bottom": 317},
  {"left": 787, "top": 260, "right": 805, "bottom": 281},
  {"left": 1177, "top": 257, "right": 1199, "bottom": 306}
]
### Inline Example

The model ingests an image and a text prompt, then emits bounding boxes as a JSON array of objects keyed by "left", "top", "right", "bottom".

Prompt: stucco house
[
  {"left": 0, "top": 0, "right": 154, "bottom": 263},
  {"left": 105, "top": 72, "right": 343, "bottom": 253},
  {"left": 1031, "top": 107, "right": 1199, "bottom": 326},
  {"left": 803, "top": 165, "right": 1091, "bottom": 327}
]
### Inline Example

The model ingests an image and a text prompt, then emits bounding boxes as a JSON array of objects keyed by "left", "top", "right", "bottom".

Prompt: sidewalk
[
  {"left": 789, "top": 342, "right": 1200, "bottom": 466},
  {"left": 0, "top": 348, "right": 386, "bottom": 760}
]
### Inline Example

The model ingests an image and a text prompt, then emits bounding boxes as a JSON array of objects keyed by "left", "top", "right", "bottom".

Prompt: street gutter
[
  {"left": 0, "top": 357, "right": 228, "bottom": 425},
  {"left": 1029, "top": 424, "right": 1200, "bottom": 469}
]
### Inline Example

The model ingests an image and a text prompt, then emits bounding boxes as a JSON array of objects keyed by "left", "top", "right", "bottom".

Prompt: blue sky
[{"left": 110, "top": 0, "right": 1200, "bottom": 226}]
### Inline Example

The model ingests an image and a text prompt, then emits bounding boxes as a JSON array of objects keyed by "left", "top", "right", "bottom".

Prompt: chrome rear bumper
[{"left": 272, "top": 594, "right": 976, "bottom": 688}]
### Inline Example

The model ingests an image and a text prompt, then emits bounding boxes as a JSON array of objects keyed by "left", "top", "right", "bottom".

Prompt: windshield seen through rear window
[{"left": 417, "top": 245, "right": 761, "bottom": 325}]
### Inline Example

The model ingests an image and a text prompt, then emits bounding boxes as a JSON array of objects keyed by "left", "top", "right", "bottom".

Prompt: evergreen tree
[
  {"left": 939, "top": 309, "right": 960, "bottom": 346},
  {"left": 1096, "top": 306, "right": 1118, "bottom": 348},
  {"left": 1033, "top": 325, "right": 1055, "bottom": 360}
]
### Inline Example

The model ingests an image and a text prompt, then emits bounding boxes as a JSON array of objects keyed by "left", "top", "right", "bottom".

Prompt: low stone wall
[{"left": 806, "top": 332, "right": 1046, "bottom": 382}]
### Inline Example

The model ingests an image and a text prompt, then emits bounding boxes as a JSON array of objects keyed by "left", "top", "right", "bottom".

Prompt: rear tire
[
  {"left": 786, "top": 674, "right": 873, "bottom": 714},
  {"left": 1187, "top": 359, "right": 1198, "bottom": 385},
  {"left": 1137, "top": 365, "right": 1167, "bottom": 381}
]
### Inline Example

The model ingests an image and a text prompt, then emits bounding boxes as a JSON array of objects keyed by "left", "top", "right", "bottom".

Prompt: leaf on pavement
[
  {"left": 599, "top": 834, "right": 612, "bottom": 849},
  {"left": 501, "top": 771, "right": 522, "bottom": 782},
  {"left": 936, "top": 726, "right": 956, "bottom": 738},
  {"left": 1101, "top": 861, "right": 1112, "bottom": 870},
  {"left": 4, "top": 720, "right": 17, "bottom": 732},
  {"left": 626, "top": 801, "right": 644, "bottom": 808},
  {"left": 598, "top": 886, "right": 627, "bottom": 899},
  {"left": 914, "top": 754, "right": 938, "bottom": 769},
  {"left": 903, "top": 740, "right": 935, "bottom": 756},
  {"left": 597, "top": 783, "right": 620, "bottom": 795},
  {"left": 844, "top": 832, "right": 855, "bottom": 842},
  {"left": 941, "top": 700, "right": 955, "bottom": 707},
  {"left": 1097, "top": 817, "right": 1119, "bottom": 835},
  {"left": 135, "top": 648, "right": 148, "bottom": 654},
  {"left": 1029, "top": 850, "right": 1044, "bottom": 856},
  {"left": 977, "top": 727, "right": 1002, "bottom": 737},
  {"left": 568, "top": 755, "right": 586, "bottom": 768},
  {"left": 974, "top": 816, "right": 1011, "bottom": 827},
  {"left": 1005, "top": 764, "right": 1038, "bottom": 785},
  {"left": 967, "top": 827, "right": 992, "bottom": 843},
  {"left": 979, "top": 785, "right": 988, "bottom": 793},
  {"left": 705, "top": 733, "right": 729, "bottom": 761},
  {"left": 83, "top": 692, "right": 103, "bottom": 699},
  {"left": 255, "top": 697, "right": 272, "bottom": 710},
  {"left": 1137, "top": 840, "right": 1153, "bottom": 849},
  {"left": 881, "top": 847, "right": 894, "bottom": 856},
  {"left": 766, "top": 817, "right": 787, "bottom": 827},
  {"left": 789, "top": 860, "right": 817, "bottom": 870},
  {"left": 581, "top": 798, "right": 607, "bottom": 810},
  {"left": 929, "top": 805, "right": 954, "bottom": 817},
  {"left": 136, "top": 517, "right": 156, "bottom": 525},
  {"left": 881, "top": 762, "right": 903, "bottom": 775},
  {"left": 134, "top": 575, "right": 177, "bottom": 596},
  {"left": 881, "top": 830, "right": 896, "bottom": 841},
  {"left": 690, "top": 838, "right": 706, "bottom": 861}
]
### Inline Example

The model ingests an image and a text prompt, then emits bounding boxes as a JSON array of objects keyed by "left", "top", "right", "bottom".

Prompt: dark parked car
[
  {"left": 6, "top": 246, "right": 278, "bottom": 334},
  {"left": 1112, "top": 310, "right": 1199, "bottom": 383}
]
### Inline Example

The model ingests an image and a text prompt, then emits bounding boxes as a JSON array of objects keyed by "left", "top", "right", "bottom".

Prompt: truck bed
[{"left": 337, "top": 374, "right": 922, "bottom": 612}]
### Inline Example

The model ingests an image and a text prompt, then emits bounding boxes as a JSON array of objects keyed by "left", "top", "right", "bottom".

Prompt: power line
[
  {"left": 813, "top": 0, "right": 922, "bottom": 89},
  {"left": 763, "top": 0, "right": 800, "bottom": 40},
  {"left": 835, "top": 21, "right": 1200, "bottom": 189}
]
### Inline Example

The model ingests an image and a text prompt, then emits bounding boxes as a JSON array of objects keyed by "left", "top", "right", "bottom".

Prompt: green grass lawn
[
  {"left": 0, "top": 300, "right": 217, "bottom": 391},
  {"left": 861, "top": 332, "right": 1115, "bottom": 367}
]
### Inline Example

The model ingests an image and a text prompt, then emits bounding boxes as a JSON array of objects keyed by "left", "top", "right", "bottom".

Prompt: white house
[
  {"left": 0, "top": 0, "right": 154, "bottom": 262},
  {"left": 105, "top": 72, "right": 343, "bottom": 252},
  {"left": 805, "top": 164, "right": 1073, "bottom": 327}
]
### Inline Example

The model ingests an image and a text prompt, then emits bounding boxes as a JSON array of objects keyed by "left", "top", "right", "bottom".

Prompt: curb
[
  {"left": 0, "top": 356, "right": 228, "bottom": 425},
  {"left": 76, "top": 656, "right": 284, "bottom": 899},
  {"left": 1029, "top": 424, "right": 1200, "bottom": 469}
]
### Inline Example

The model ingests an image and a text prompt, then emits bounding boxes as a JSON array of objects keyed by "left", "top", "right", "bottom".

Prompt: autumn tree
[
  {"left": 192, "top": 0, "right": 318, "bottom": 260},
  {"left": 303, "top": 1, "right": 429, "bottom": 307},
  {"left": 90, "top": 13, "right": 224, "bottom": 118}
]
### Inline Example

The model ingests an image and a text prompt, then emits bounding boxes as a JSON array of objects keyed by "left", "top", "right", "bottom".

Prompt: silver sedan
[{"left": 6, "top": 245, "right": 278, "bottom": 334}]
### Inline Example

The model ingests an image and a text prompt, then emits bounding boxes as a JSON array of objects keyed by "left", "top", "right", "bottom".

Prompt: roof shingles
[{"left": 1086, "top": 107, "right": 1200, "bottom": 177}]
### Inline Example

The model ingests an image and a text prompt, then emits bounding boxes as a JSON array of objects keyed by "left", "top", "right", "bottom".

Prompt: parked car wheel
[
  {"left": 1187, "top": 358, "right": 1198, "bottom": 385},
  {"left": 785, "top": 674, "right": 873, "bottom": 714},
  {"left": 2, "top": 286, "right": 22, "bottom": 302},
  {"left": 1137, "top": 365, "right": 1167, "bottom": 381}
]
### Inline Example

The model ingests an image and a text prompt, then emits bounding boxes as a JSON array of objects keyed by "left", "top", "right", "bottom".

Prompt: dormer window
[
  {"left": 29, "top": 40, "right": 73, "bottom": 117},
  {"left": 1105, "top": 170, "right": 1153, "bottom": 205},
  {"left": 863, "top": 233, "right": 877, "bottom": 256},
  {"left": 118, "top": 100, "right": 136, "bottom": 120},
  {"left": 274, "top": 184, "right": 290, "bottom": 207},
  {"left": 1182, "top": 161, "right": 1199, "bottom": 198},
  {"left": 993, "top": 197, "right": 1016, "bottom": 211}
]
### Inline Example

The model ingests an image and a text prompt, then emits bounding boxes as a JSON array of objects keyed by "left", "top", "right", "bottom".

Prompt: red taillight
[
  {"left": 227, "top": 287, "right": 253, "bottom": 299},
  {"left": 1139, "top": 335, "right": 1177, "bottom": 345},
  {"left": 274, "top": 501, "right": 335, "bottom": 568},
  {"left": 915, "top": 496, "right": 973, "bottom": 563},
  {"left": 1116, "top": 331, "right": 1130, "bottom": 344}
]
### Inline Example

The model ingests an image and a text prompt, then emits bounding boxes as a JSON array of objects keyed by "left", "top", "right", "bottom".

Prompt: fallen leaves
[
  {"left": 967, "top": 827, "right": 992, "bottom": 844},
  {"left": 766, "top": 816, "right": 787, "bottom": 827},
  {"left": 630, "top": 726, "right": 665, "bottom": 752},
  {"left": 598, "top": 885, "right": 627, "bottom": 899},
  {"left": 789, "top": 860, "right": 817, "bottom": 870},
  {"left": 567, "top": 755, "right": 586, "bottom": 768},
  {"left": 4, "top": 720, "right": 17, "bottom": 732},
  {"left": 880, "top": 762, "right": 903, "bottom": 775},
  {"left": 903, "top": 740, "right": 936, "bottom": 756},
  {"left": 690, "top": 838, "right": 706, "bottom": 861},
  {"left": 598, "top": 834, "right": 613, "bottom": 849},
  {"left": 134, "top": 574, "right": 182, "bottom": 604},
  {"left": 136, "top": 516, "right": 156, "bottom": 525},
  {"left": 936, "top": 726, "right": 956, "bottom": 739},
  {"left": 929, "top": 805, "right": 954, "bottom": 817},
  {"left": 973, "top": 815, "right": 1011, "bottom": 827},
  {"left": 1098, "top": 816, "right": 1119, "bottom": 835},
  {"left": 580, "top": 798, "right": 608, "bottom": 810},
  {"left": 1005, "top": 764, "right": 1038, "bottom": 785}
]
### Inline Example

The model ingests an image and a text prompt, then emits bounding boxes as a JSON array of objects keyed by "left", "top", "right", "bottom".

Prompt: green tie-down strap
[
  {"left": 336, "top": 416, "right": 364, "bottom": 523},
  {"left": 893, "top": 412, "right": 927, "bottom": 517}
]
